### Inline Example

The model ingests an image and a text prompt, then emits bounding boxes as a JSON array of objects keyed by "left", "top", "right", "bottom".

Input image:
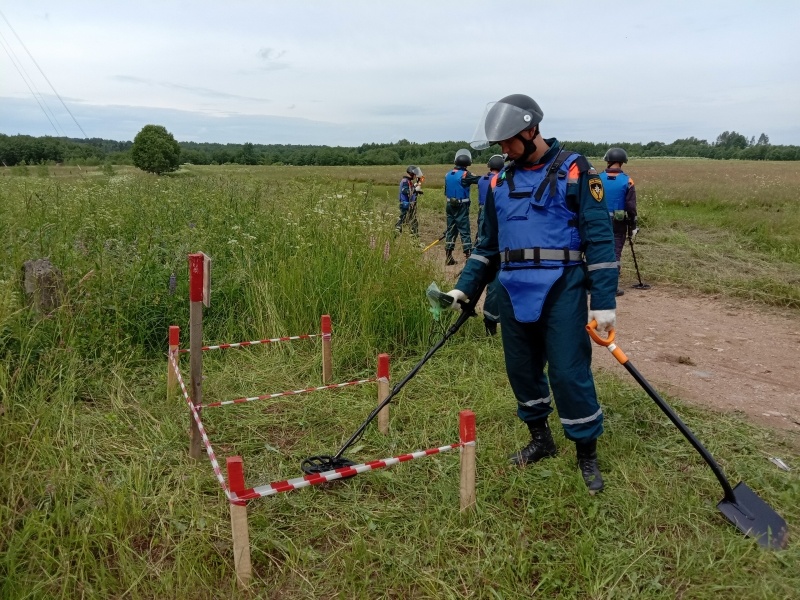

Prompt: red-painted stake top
[
  {"left": 378, "top": 353, "right": 390, "bottom": 378},
  {"left": 459, "top": 410, "right": 476, "bottom": 443},
  {"left": 189, "top": 253, "right": 204, "bottom": 302}
]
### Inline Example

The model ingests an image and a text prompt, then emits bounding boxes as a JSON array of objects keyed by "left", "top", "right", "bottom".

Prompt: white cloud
[{"left": 1, "top": 0, "right": 799, "bottom": 145}]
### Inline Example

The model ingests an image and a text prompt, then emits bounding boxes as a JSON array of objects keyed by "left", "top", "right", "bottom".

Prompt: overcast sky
[{"left": 2, "top": 1, "right": 799, "bottom": 146}]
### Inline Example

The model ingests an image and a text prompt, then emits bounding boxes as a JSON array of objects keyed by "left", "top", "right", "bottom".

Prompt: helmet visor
[
  {"left": 470, "top": 101, "right": 536, "bottom": 150},
  {"left": 409, "top": 166, "right": 423, "bottom": 177}
]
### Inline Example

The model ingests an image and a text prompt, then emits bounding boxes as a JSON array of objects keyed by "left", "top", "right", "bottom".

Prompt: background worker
[
  {"left": 476, "top": 154, "right": 506, "bottom": 335},
  {"left": 446, "top": 93, "right": 618, "bottom": 494},
  {"left": 599, "top": 147, "right": 638, "bottom": 296},
  {"left": 443, "top": 149, "right": 480, "bottom": 265},
  {"left": 395, "top": 165, "right": 423, "bottom": 236}
]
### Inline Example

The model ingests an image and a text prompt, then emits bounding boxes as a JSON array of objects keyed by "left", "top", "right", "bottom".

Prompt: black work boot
[
  {"left": 484, "top": 318, "right": 497, "bottom": 336},
  {"left": 445, "top": 250, "right": 456, "bottom": 266},
  {"left": 510, "top": 420, "right": 557, "bottom": 466},
  {"left": 576, "top": 439, "right": 605, "bottom": 495},
  {"left": 616, "top": 288, "right": 625, "bottom": 297}
]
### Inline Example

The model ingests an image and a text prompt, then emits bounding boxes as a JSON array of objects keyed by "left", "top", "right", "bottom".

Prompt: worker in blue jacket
[
  {"left": 395, "top": 165, "right": 423, "bottom": 236},
  {"left": 445, "top": 94, "right": 618, "bottom": 494},
  {"left": 443, "top": 149, "right": 481, "bottom": 265},
  {"left": 599, "top": 148, "right": 638, "bottom": 296},
  {"left": 476, "top": 154, "right": 505, "bottom": 335}
]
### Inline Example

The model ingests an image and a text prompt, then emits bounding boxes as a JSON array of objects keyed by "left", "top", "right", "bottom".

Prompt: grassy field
[{"left": 1, "top": 161, "right": 798, "bottom": 599}]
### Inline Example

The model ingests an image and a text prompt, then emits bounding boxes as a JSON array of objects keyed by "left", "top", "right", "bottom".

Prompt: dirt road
[{"left": 421, "top": 228, "right": 800, "bottom": 438}]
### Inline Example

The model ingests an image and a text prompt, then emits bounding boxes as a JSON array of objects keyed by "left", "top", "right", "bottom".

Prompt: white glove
[
  {"left": 630, "top": 228, "right": 639, "bottom": 240},
  {"left": 589, "top": 309, "right": 616, "bottom": 333},
  {"left": 414, "top": 183, "right": 422, "bottom": 192},
  {"left": 445, "top": 289, "right": 467, "bottom": 311}
]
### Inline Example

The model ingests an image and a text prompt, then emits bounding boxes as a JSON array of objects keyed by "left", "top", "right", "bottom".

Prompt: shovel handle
[
  {"left": 586, "top": 319, "right": 615, "bottom": 346},
  {"left": 586, "top": 320, "right": 628, "bottom": 364}
]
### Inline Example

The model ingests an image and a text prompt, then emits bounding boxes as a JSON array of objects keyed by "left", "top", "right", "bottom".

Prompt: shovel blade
[
  {"left": 630, "top": 283, "right": 651, "bottom": 290},
  {"left": 717, "top": 481, "right": 789, "bottom": 549}
]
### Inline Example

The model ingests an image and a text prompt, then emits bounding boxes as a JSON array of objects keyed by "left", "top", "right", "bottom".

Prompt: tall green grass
[{"left": 1, "top": 164, "right": 798, "bottom": 599}]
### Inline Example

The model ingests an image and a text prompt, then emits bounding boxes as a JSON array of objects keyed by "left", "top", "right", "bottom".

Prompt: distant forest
[{"left": 1, "top": 130, "right": 798, "bottom": 168}]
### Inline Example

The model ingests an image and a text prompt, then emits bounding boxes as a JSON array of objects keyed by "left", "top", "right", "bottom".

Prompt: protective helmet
[
  {"left": 603, "top": 147, "right": 628, "bottom": 164},
  {"left": 454, "top": 148, "right": 472, "bottom": 167},
  {"left": 406, "top": 165, "right": 423, "bottom": 177},
  {"left": 471, "top": 94, "right": 544, "bottom": 150},
  {"left": 487, "top": 154, "right": 505, "bottom": 171}
]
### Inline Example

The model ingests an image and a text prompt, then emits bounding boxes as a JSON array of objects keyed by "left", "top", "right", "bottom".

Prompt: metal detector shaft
[
  {"left": 333, "top": 301, "right": 477, "bottom": 461},
  {"left": 627, "top": 233, "right": 649, "bottom": 288}
]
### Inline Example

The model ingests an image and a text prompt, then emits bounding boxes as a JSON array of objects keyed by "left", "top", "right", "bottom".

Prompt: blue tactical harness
[
  {"left": 599, "top": 171, "right": 629, "bottom": 213},
  {"left": 445, "top": 168, "right": 470, "bottom": 202},
  {"left": 398, "top": 176, "right": 414, "bottom": 206},
  {"left": 477, "top": 172, "right": 493, "bottom": 207},
  {"left": 493, "top": 149, "right": 583, "bottom": 322}
]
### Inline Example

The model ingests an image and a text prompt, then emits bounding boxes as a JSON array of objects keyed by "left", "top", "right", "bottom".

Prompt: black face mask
[{"left": 513, "top": 127, "right": 538, "bottom": 166}]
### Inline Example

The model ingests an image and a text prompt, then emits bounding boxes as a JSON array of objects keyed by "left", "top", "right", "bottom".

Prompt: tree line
[{"left": 1, "top": 129, "right": 799, "bottom": 168}]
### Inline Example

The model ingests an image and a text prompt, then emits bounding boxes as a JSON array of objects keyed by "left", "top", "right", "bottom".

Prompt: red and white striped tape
[
  {"left": 200, "top": 377, "right": 377, "bottom": 409},
  {"left": 178, "top": 333, "right": 322, "bottom": 353},
  {"left": 232, "top": 441, "right": 474, "bottom": 501},
  {"left": 169, "top": 351, "right": 232, "bottom": 500}
]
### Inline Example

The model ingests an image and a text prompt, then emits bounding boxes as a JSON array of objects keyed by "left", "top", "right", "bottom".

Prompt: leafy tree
[
  {"left": 131, "top": 125, "right": 181, "bottom": 174},
  {"left": 715, "top": 130, "right": 748, "bottom": 150},
  {"left": 756, "top": 133, "right": 770, "bottom": 146}
]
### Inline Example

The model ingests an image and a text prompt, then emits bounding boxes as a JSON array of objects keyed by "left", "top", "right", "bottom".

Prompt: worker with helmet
[
  {"left": 396, "top": 165, "right": 424, "bottom": 236},
  {"left": 445, "top": 94, "right": 618, "bottom": 494},
  {"left": 443, "top": 149, "right": 481, "bottom": 265},
  {"left": 476, "top": 154, "right": 506, "bottom": 335},
  {"left": 599, "top": 148, "right": 638, "bottom": 296}
]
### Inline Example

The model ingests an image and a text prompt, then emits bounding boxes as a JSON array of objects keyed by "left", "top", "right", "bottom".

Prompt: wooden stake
[
  {"left": 167, "top": 325, "right": 179, "bottom": 401},
  {"left": 227, "top": 456, "right": 252, "bottom": 589},
  {"left": 377, "top": 353, "right": 390, "bottom": 434},
  {"left": 189, "top": 253, "right": 204, "bottom": 460},
  {"left": 459, "top": 410, "right": 476, "bottom": 512},
  {"left": 321, "top": 314, "right": 332, "bottom": 384}
]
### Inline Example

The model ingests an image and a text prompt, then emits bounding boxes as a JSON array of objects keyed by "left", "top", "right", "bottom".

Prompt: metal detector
[
  {"left": 627, "top": 233, "right": 651, "bottom": 290},
  {"left": 301, "top": 291, "right": 479, "bottom": 475},
  {"left": 587, "top": 320, "right": 788, "bottom": 549}
]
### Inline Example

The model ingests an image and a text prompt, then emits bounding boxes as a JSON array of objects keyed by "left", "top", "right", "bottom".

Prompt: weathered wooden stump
[{"left": 22, "top": 258, "right": 64, "bottom": 314}]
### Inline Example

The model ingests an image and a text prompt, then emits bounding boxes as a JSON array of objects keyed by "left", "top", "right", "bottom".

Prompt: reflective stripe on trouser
[
  {"left": 613, "top": 220, "right": 627, "bottom": 263},
  {"left": 498, "top": 265, "right": 604, "bottom": 442},
  {"left": 444, "top": 202, "right": 472, "bottom": 252}
]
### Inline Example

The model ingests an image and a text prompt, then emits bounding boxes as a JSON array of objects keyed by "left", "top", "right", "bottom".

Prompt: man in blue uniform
[
  {"left": 446, "top": 94, "right": 618, "bottom": 493},
  {"left": 476, "top": 154, "right": 505, "bottom": 335},
  {"left": 396, "top": 165, "right": 423, "bottom": 236},
  {"left": 599, "top": 148, "right": 638, "bottom": 296},
  {"left": 443, "top": 149, "right": 481, "bottom": 265}
]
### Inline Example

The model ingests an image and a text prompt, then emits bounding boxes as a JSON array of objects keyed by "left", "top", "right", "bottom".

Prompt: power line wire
[
  {"left": 0, "top": 8, "right": 88, "bottom": 138},
  {"left": 0, "top": 30, "right": 63, "bottom": 136}
]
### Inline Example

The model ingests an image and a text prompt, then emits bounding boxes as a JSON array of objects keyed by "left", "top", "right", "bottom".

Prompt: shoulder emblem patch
[{"left": 589, "top": 177, "right": 604, "bottom": 201}]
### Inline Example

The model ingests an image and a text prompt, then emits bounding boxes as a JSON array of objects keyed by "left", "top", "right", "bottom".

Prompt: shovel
[{"left": 587, "top": 320, "right": 788, "bottom": 549}]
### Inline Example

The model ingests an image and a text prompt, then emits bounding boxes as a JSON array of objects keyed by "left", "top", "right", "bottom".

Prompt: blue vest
[
  {"left": 477, "top": 172, "right": 493, "bottom": 206},
  {"left": 398, "top": 176, "right": 413, "bottom": 204},
  {"left": 599, "top": 171, "right": 629, "bottom": 212},
  {"left": 445, "top": 168, "right": 470, "bottom": 200},
  {"left": 494, "top": 152, "right": 583, "bottom": 322}
]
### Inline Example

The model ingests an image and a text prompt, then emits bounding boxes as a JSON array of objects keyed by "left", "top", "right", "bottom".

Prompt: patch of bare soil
[
  {"left": 597, "top": 282, "right": 800, "bottom": 436},
  {"left": 417, "top": 219, "right": 800, "bottom": 440}
]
